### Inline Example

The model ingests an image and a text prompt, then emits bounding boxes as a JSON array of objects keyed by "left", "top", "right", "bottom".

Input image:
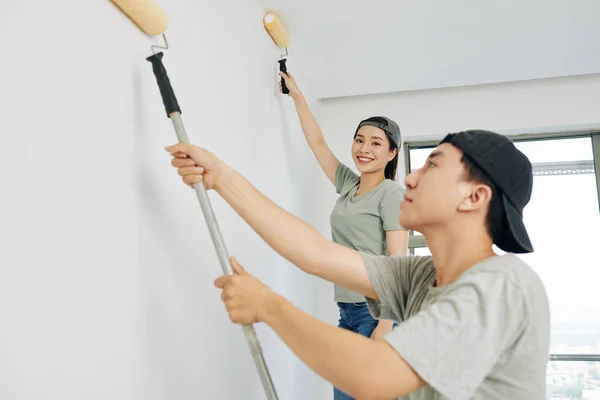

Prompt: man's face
[{"left": 400, "top": 143, "right": 473, "bottom": 232}]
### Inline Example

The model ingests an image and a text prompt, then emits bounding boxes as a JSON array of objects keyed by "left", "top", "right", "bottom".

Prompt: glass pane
[
  {"left": 514, "top": 137, "right": 599, "bottom": 355},
  {"left": 409, "top": 137, "right": 593, "bottom": 171},
  {"left": 514, "top": 137, "right": 594, "bottom": 164},
  {"left": 409, "top": 147, "right": 436, "bottom": 172},
  {"left": 517, "top": 172, "right": 600, "bottom": 355},
  {"left": 413, "top": 247, "right": 432, "bottom": 256},
  {"left": 547, "top": 361, "right": 600, "bottom": 399}
]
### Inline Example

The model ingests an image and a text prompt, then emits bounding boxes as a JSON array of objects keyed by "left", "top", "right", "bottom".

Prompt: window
[
  {"left": 547, "top": 361, "right": 600, "bottom": 399},
  {"left": 405, "top": 132, "right": 600, "bottom": 397},
  {"left": 412, "top": 247, "right": 432, "bottom": 256}
]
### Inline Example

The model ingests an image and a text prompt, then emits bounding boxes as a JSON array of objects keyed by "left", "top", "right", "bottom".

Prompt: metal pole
[
  {"left": 146, "top": 51, "right": 278, "bottom": 400},
  {"left": 170, "top": 112, "right": 278, "bottom": 400}
]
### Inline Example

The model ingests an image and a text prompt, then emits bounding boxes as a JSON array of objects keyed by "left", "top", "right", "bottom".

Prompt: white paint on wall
[
  {"left": 0, "top": 0, "right": 330, "bottom": 399},
  {"left": 258, "top": 0, "right": 600, "bottom": 98}
]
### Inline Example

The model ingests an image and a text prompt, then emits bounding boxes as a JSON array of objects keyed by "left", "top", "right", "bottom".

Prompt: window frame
[{"left": 404, "top": 129, "right": 600, "bottom": 363}]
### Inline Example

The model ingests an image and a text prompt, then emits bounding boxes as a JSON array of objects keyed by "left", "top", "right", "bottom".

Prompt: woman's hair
[{"left": 353, "top": 116, "right": 399, "bottom": 181}]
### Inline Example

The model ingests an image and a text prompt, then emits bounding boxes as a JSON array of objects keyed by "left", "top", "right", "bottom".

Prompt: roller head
[
  {"left": 111, "top": 0, "right": 169, "bottom": 36},
  {"left": 263, "top": 13, "right": 289, "bottom": 48}
]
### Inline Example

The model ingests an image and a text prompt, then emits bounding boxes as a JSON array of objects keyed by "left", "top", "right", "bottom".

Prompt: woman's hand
[{"left": 279, "top": 71, "right": 302, "bottom": 100}]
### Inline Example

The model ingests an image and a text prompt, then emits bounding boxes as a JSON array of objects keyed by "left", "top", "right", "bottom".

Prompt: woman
[{"left": 279, "top": 73, "right": 408, "bottom": 399}]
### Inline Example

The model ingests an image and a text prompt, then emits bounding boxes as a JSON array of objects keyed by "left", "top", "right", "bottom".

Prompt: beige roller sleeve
[
  {"left": 263, "top": 13, "right": 289, "bottom": 47},
  {"left": 111, "top": 0, "right": 169, "bottom": 36}
]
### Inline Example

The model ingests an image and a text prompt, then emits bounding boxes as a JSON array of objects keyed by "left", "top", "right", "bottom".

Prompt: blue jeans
[{"left": 333, "top": 302, "right": 378, "bottom": 400}]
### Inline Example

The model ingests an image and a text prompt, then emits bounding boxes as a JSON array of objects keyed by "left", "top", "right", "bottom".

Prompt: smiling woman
[
  {"left": 352, "top": 121, "right": 400, "bottom": 184},
  {"left": 278, "top": 73, "right": 409, "bottom": 399}
]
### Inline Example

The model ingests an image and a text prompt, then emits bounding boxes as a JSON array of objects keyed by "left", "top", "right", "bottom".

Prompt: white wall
[
  {"left": 259, "top": 0, "right": 600, "bottom": 99},
  {"left": 0, "top": 1, "right": 328, "bottom": 399}
]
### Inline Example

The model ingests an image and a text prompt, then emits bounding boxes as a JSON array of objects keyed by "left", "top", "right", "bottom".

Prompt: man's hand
[
  {"left": 371, "top": 320, "right": 395, "bottom": 340},
  {"left": 214, "top": 257, "right": 281, "bottom": 325},
  {"left": 165, "top": 143, "right": 224, "bottom": 190}
]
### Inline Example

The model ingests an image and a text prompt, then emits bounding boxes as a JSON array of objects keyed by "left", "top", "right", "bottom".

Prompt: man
[{"left": 165, "top": 129, "right": 550, "bottom": 399}]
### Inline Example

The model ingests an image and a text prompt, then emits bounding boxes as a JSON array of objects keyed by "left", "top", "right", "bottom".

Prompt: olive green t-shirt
[{"left": 330, "top": 162, "right": 406, "bottom": 303}]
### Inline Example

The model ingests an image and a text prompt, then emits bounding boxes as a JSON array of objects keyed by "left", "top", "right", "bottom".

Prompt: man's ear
[{"left": 458, "top": 184, "right": 493, "bottom": 212}]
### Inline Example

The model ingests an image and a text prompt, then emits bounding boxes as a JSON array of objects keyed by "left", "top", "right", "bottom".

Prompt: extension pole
[{"left": 146, "top": 52, "right": 279, "bottom": 400}]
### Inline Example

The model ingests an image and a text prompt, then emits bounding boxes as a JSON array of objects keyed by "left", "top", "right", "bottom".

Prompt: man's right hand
[{"left": 165, "top": 143, "right": 224, "bottom": 190}]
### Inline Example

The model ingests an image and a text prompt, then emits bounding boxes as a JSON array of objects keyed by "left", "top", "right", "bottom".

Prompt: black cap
[
  {"left": 356, "top": 116, "right": 401, "bottom": 149},
  {"left": 440, "top": 130, "right": 534, "bottom": 254}
]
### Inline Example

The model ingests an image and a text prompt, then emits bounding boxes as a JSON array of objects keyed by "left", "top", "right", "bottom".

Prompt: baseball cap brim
[{"left": 496, "top": 192, "right": 534, "bottom": 254}]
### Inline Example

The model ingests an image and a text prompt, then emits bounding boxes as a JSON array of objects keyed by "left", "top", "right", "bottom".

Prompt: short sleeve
[
  {"left": 382, "top": 273, "right": 527, "bottom": 400},
  {"left": 379, "top": 187, "right": 405, "bottom": 231},
  {"left": 360, "top": 253, "right": 435, "bottom": 322},
  {"left": 335, "top": 162, "right": 360, "bottom": 194}
]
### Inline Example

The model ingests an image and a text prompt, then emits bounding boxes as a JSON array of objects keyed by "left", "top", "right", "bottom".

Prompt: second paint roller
[
  {"left": 109, "top": 1, "right": 279, "bottom": 399},
  {"left": 263, "top": 12, "right": 290, "bottom": 94}
]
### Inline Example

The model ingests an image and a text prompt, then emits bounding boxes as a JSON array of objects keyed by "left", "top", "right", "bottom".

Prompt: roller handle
[
  {"left": 146, "top": 52, "right": 181, "bottom": 117},
  {"left": 145, "top": 52, "right": 279, "bottom": 400},
  {"left": 277, "top": 59, "right": 289, "bottom": 95}
]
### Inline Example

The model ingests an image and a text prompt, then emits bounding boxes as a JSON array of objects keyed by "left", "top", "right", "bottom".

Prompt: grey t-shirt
[
  {"left": 361, "top": 252, "right": 550, "bottom": 400},
  {"left": 331, "top": 163, "right": 405, "bottom": 303}
]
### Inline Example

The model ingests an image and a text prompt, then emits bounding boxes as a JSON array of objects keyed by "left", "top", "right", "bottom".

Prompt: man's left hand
[{"left": 214, "top": 257, "right": 279, "bottom": 325}]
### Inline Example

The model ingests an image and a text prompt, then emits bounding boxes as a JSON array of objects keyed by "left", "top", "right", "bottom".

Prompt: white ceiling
[{"left": 258, "top": 0, "right": 600, "bottom": 99}]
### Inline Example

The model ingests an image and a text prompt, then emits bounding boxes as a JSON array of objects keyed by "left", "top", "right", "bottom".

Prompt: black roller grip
[
  {"left": 278, "top": 59, "right": 289, "bottom": 94},
  {"left": 146, "top": 52, "right": 181, "bottom": 117}
]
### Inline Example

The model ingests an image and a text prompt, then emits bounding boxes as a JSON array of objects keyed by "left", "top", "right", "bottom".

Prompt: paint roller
[
  {"left": 263, "top": 13, "right": 290, "bottom": 94},
  {"left": 110, "top": 1, "right": 278, "bottom": 399}
]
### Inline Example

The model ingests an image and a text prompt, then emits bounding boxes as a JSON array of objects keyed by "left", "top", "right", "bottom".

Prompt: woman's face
[{"left": 351, "top": 126, "right": 397, "bottom": 175}]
